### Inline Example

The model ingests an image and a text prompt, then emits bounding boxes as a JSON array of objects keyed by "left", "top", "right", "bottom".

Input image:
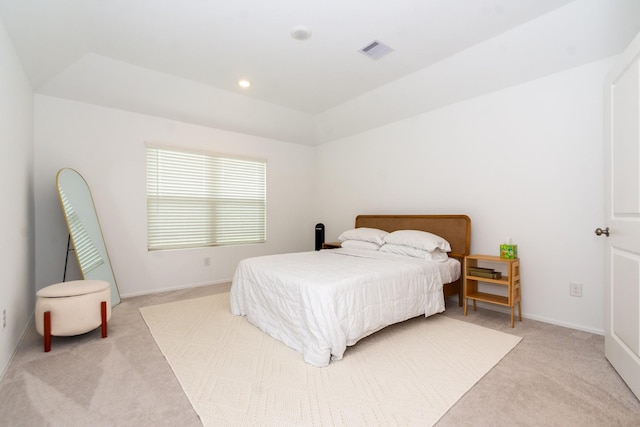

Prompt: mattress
[{"left": 230, "top": 248, "right": 460, "bottom": 367}]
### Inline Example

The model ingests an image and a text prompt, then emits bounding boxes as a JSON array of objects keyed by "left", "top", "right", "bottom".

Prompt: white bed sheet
[{"left": 230, "top": 248, "right": 460, "bottom": 367}]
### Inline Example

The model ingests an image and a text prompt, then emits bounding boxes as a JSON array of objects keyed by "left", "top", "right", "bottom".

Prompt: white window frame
[{"left": 146, "top": 145, "right": 266, "bottom": 250}]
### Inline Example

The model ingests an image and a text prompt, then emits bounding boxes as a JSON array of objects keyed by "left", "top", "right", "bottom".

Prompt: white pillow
[
  {"left": 384, "top": 230, "right": 451, "bottom": 252},
  {"left": 338, "top": 227, "right": 388, "bottom": 245},
  {"left": 425, "top": 250, "right": 449, "bottom": 262},
  {"left": 340, "top": 240, "right": 381, "bottom": 251},
  {"left": 380, "top": 244, "right": 449, "bottom": 262}
]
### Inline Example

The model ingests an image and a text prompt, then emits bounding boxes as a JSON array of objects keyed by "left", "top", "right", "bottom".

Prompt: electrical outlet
[
  {"left": 570, "top": 283, "right": 583, "bottom": 297},
  {"left": 204, "top": 257, "right": 211, "bottom": 267}
]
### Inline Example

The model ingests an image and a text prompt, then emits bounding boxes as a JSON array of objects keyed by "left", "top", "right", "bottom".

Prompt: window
[{"left": 146, "top": 146, "right": 266, "bottom": 250}]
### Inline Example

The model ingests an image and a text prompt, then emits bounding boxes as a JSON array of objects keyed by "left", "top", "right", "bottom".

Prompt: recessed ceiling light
[
  {"left": 290, "top": 26, "right": 311, "bottom": 41},
  {"left": 238, "top": 79, "right": 251, "bottom": 88}
]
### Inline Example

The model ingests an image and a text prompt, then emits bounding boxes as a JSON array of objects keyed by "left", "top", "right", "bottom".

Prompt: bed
[{"left": 230, "top": 214, "right": 471, "bottom": 367}]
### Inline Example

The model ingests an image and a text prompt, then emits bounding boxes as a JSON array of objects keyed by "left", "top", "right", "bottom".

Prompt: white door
[{"left": 603, "top": 31, "right": 640, "bottom": 400}]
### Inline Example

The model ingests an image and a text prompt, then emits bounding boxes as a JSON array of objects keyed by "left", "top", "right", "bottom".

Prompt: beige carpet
[{"left": 140, "top": 293, "right": 521, "bottom": 427}]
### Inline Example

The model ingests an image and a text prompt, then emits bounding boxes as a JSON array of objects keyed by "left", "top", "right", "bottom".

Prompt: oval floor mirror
[{"left": 56, "top": 168, "right": 121, "bottom": 306}]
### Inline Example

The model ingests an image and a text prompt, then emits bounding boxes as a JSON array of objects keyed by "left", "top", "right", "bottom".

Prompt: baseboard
[
  {"left": 119, "top": 279, "right": 232, "bottom": 299},
  {"left": 0, "top": 312, "right": 35, "bottom": 383},
  {"left": 446, "top": 296, "right": 604, "bottom": 335}
]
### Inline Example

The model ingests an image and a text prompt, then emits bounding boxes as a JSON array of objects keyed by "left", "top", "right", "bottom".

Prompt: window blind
[{"left": 147, "top": 146, "right": 266, "bottom": 250}]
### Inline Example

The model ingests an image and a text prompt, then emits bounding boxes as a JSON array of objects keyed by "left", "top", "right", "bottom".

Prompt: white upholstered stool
[{"left": 35, "top": 280, "right": 111, "bottom": 352}]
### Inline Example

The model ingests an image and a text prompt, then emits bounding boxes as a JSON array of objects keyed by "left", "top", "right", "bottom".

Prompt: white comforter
[{"left": 230, "top": 248, "right": 460, "bottom": 367}]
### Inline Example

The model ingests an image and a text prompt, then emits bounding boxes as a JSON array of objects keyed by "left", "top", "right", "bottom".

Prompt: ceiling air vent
[{"left": 359, "top": 40, "right": 394, "bottom": 60}]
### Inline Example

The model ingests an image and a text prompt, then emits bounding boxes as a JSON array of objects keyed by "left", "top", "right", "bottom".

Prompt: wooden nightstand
[
  {"left": 463, "top": 254, "right": 521, "bottom": 328},
  {"left": 321, "top": 241, "right": 342, "bottom": 249}
]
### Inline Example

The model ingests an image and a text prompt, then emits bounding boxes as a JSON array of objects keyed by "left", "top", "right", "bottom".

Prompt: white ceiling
[{"left": 1, "top": 0, "right": 640, "bottom": 144}]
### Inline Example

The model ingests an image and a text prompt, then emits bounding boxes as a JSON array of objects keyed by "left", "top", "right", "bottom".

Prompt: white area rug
[{"left": 140, "top": 293, "right": 521, "bottom": 427}]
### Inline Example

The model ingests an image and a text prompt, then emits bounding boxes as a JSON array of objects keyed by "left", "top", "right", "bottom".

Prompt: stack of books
[{"left": 467, "top": 266, "right": 502, "bottom": 279}]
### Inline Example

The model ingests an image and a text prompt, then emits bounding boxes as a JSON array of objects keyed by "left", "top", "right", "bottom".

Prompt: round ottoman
[{"left": 35, "top": 280, "right": 111, "bottom": 352}]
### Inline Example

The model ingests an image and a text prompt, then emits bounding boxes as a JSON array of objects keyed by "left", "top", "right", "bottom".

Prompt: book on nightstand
[{"left": 467, "top": 267, "right": 502, "bottom": 279}]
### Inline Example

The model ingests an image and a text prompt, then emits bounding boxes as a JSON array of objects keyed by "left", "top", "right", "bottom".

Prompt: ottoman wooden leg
[
  {"left": 44, "top": 311, "right": 51, "bottom": 352},
  {"left": 101, "top": 301, "right": 108, "bottom": 338}
]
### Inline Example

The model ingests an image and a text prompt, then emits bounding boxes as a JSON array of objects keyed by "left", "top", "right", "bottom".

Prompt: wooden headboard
[{"left": 355, "top": 214, "right": 471, "bottom": 259}]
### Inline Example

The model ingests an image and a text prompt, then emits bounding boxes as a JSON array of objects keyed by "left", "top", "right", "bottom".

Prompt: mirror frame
[{"left": 56, "top": 168, "right": 121, "bottom": 306}]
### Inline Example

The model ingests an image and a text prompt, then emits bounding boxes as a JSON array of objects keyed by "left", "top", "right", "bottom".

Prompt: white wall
[
  {"left": 315, "top": 57, "right": 613, "bottom": 334},
  {"left": 0, "top": 19, "right": 34, "bottom": 377},
  {"left": 34, "top": 56, "right": 613, "bottom": 333},
  {"left": 34, "top": 96, "right": 316, "bottom": 297}
]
